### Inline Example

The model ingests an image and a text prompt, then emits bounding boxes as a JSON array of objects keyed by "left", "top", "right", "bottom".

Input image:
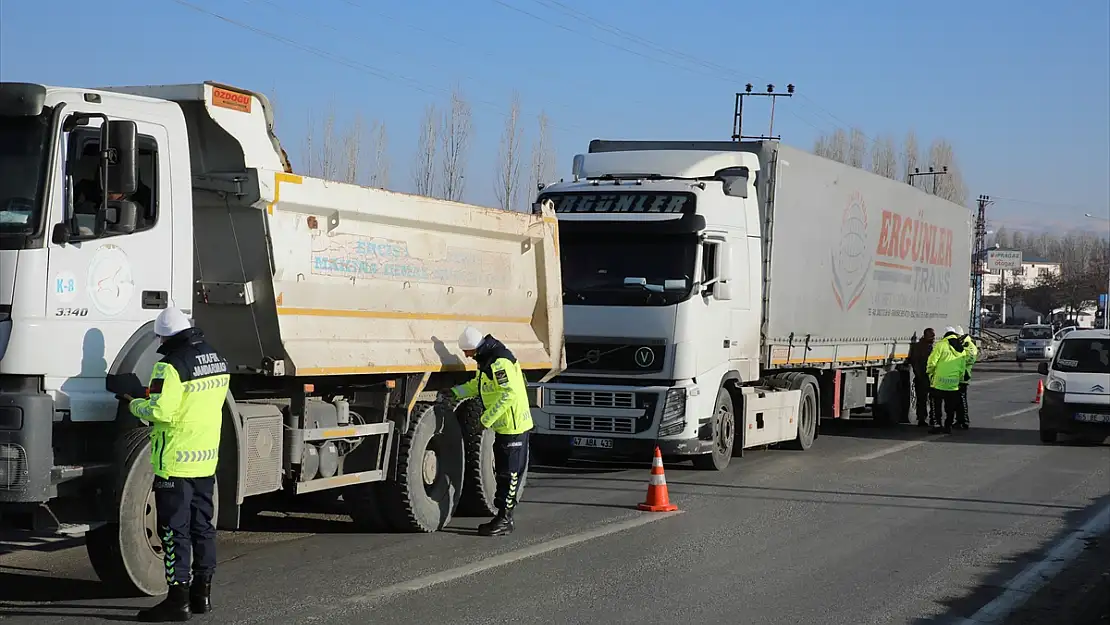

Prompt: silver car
[{"left": 1016, "top": 324, "right": 1054, "bottom": 361}]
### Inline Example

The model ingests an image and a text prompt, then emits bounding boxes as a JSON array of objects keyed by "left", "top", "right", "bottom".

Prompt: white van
[{"left": 1037, "top": 329, "right": 1110, "bottom": 443}]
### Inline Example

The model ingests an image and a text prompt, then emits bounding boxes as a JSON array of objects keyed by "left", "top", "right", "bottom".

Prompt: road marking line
[
  {"left": 974, "top": 373, "right": 1037, "bottom": 386},
  {"left": 847, "top": 437, "right": 943, "bottom": 461},
  {"left": 991, "top": 405, "right": 1039, "bottom": 420},
  {"left": 344, "top": 512, "right": 682, "bottom": 605},
  {"left": 849, "top": 405, "right": 1041, "bottom": 461},
  {"left": 956, "top": 501, "right": 1110, "bottom": 624}
]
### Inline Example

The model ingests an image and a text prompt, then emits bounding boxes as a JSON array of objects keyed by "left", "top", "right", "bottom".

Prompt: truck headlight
[{"left": 658, "top": 388, "right": 686, "bottom": 437}]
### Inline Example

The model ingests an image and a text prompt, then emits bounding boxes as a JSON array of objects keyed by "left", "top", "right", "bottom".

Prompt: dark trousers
[
  {"left": 493, "top": 431, "right": 530, "bottom": 513},
  {"left": 152, "top": 476, "right": 216, "bottom": 586},
  {"left": 929, "top": 389, "right": 961, "bottom": 428},
  {"left": 958, "top": 383, "right": 970, "bottom": 425},
  {"left": 913, "top": 376, "right": 932, "bottom": 423}
]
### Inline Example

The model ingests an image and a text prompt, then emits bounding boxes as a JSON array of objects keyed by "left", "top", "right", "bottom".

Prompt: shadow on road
[
  {"left": 0, "top": 574, "right": 139, "bottom": 621},
  {"left": 907, "top": 493, "right": 1110, "bottom": 624},
  {"left": 818, "top": 419, "right": 1106, "bottom": 448}
]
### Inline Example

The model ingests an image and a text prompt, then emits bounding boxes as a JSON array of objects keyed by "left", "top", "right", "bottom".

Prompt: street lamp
[{"left": 1085, "top": 212, "right": 1110, "bottom": 330}]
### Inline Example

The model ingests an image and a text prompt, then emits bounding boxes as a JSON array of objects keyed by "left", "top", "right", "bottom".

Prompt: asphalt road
[{"left": 2, "top": 367, "right": 1107, "bottom": 625}]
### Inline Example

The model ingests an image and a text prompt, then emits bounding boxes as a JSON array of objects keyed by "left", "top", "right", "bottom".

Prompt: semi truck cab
[{"left": 529, "top": 147, "right": 804, "bottom": 470}]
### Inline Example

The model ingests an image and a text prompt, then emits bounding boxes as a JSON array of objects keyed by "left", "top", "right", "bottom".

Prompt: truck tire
[
  {"left": 1039, "top": 428, "right": 1057, "bottom": 444},
  {"left": 377, "top": 401, "right": 465, "bottom": 533},
  {"left": 693, "top": 387, "right": 735, "bottom": 471},
  {"left": 784, "top": 375, "right": 819, "bottom": 451},
  {"left": 86, "top": 428, "right": 219, "bottom": 596},
  {"left": 455, "top": 399, "right": 529, "bottom": 517},
  {"left": 872, "top": 370, "right": 909, "bottom": 426}
]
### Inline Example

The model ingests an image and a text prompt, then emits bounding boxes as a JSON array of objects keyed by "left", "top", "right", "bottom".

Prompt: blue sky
[{"left": 2, "top": 0, "right": 1108, "bottom": 232}]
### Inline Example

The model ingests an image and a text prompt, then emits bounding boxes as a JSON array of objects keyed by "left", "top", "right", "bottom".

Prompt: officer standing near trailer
[
  {"left": 119, "top": 308, "right": 230, "bottom": 622},
  {"left": 956, "top": 326, "right": 978, "bottom": 430},
  {"left": 450, "top": 327, "right": 534, "bottom": 536},
  {"left": 926, "top": 327, "right": 971, "bottom": 434}
]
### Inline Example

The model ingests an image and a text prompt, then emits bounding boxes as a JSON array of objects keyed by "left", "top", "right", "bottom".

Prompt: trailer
[
  {"left": 0, "top": 81, "right": 564, "bottom": 595},
  {"left": 528, "top": 139, "right": 971, "bottom": 470}
]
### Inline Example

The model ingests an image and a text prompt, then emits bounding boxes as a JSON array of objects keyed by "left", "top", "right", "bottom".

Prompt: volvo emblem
[
  {"left": 585, "top": 349, "right": 601, "bottom": 364},
  {"left": 634, "top": 346, "right": 655, "bottom": 368}
]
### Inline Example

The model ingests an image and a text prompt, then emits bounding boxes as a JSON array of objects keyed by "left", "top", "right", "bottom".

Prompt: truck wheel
[
  {"left": 784, "top": 376, "right": 819, "bottom": 451},
  {"left": 1039, "top": 428, "right": 1057, "bottom": 444},
  {"left": 378, "top": 401, "right": 465, "bottom": 532},
  {"left": 455, "top": 399, "right": 530, "bottom": 517},
  {"left": 86, "top": 428, "right": 220, "bottom": 596},
  {"left": 693, "top": 387, "right": 735, "bottom": 471}
]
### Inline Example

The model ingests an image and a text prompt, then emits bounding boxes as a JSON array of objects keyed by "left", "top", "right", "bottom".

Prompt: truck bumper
[
  {"left": 1039, "top": 391, "right": 1110, "bottom": 438},
  {"left": 0, "top": 391, "right": 55, "bottom": 504},
  {"left": 531, "top": 432, "right": 713, "bottom": 461}
]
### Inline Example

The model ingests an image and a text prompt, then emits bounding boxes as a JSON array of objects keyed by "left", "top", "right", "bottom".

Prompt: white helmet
[
  {"left": 154, "top": 308, "right": 192, "bottom": 337},
  {"left": 458, "top": 326, "right": 485, "bottom": 351}
]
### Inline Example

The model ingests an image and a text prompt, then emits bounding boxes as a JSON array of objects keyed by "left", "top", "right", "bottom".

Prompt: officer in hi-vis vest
[
  {"left": 122, "top": 308, "right": 230, "bottom": 622},
  {"left": 450, "top": 327, "right": 534, "bottom": 536}
]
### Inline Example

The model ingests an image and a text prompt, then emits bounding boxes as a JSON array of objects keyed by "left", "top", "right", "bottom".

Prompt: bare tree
[
  {"left": 826, "top": 128, "right": 849, "bottom": 164},
  {"left": 494, "top": 93, "right": 524, "bottom": 212},
  {"left": 901, "top": 129, "right": 920, "bottom": 187},
  {"left": 529, "top": 110, "right": 555, "bottom": 203},
  {"left": 369, "top": 122, "right": 391, "bottom": 189},
  {"left": 439, "top": 87, "right": 472, "bottom": 202},
  {"left": 926, "top": 138, "right": 968, "bottom": 206},
  {"left": 412, "top": 104, "right": 438, "bottom": 197},
  {"left": 342, "top": 113, "right": 365, "bottom": 185},
  {"left": 301, "top": 106, "right": 342, "bottom": 181},
  {"left": 869, "top": 134, "right": 899, "bottom": 179},
  {"left": 847, "top": 127, "right": 868, "bottom": 169}
]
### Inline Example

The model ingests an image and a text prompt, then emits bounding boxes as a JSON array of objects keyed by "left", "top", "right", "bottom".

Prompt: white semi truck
[
  {"left": 0, "top": 81, "right": 564, "bottom": 595},
  {"left": 528, "top": 139, "right": 972, "bottom": 470}
]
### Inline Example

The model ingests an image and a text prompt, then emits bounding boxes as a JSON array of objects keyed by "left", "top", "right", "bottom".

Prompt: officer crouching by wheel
[
  {"left": 118, "top": 308, "right": 230, "bottom": 622},
  {"left": 448, "top": 327, "right": 533, "bottom": 537}
]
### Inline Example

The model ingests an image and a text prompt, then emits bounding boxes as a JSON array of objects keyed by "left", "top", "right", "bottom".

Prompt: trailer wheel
[
  {"left": 455, "top": 399, "right": 529, "bottom": 517},
  {"left": 86, "top": 428, "right": 219, "bottom": 596},
  {"left": 378, "top": 401, "right": 465, "bottom": 533},
  {"left": 784, "top": 375, "right": 819, "bottom": 451},
  {"left": 693, "top": 387, "right": 735, "bottom": 471}
]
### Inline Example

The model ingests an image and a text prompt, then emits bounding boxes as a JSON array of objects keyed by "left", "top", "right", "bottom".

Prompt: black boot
[
  {"left": 190, "top": 576, "right": 212, "bottom": 614},
  {"left": 477, "top": 510, "right": 514, "bottom": 536},
  {"left": 137, "top": 584, "right": 191, "bottom": 622}
]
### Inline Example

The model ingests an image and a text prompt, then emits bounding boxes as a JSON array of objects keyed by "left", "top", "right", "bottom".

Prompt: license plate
[
  {"left": 1074, "top": 413, "right": 1110, "bottom": 424},
  {"left": 572, "top": 437, "right": 613, "bottom": 449}
]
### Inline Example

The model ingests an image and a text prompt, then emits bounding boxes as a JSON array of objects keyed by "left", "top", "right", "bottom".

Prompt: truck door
[{"left": 45, "top": 118, "right": 173, "bottom": 422}]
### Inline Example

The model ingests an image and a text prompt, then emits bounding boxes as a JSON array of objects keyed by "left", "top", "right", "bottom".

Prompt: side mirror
[
  {"left": 104, "top": 200, "right": 139, "bottom": 234},
  {"left": 715, "top": 166, "right": 750, "bottom": 199},
  {"left": 714, "top": 281, "right": 734, "bottom": 301},
  {"left": 103, "top": 120, "right": 138, "bottom": 195},
  {"left": 1037, "top": 362, "right": 1049, "bottom": 375},
  {"left": 51, "top": 221, "right": 71, "bottom": 245}
]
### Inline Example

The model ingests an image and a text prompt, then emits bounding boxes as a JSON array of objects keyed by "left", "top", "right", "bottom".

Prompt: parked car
[
  {"left": 1016, "top": 324, "right": 1055, "bottom": 362},
  {"left": 1037, "top": 329, "right": 1110, "bottom": 443},
  {"left": 1045, "top": 325, "right": 1078, "bottom": 361}
]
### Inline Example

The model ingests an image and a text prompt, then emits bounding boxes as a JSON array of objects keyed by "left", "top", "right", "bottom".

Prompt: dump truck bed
[{"left": 104, "top": 82, "right": 564, "bottom": 378}]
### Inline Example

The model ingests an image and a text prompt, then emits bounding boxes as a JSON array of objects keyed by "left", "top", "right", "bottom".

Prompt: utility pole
[
  {"left": 732, "top": 83, "right": 795, "bottom": 141},
  {"left": 908, "top": 166, "right": 949, "bottom": 195},
  {"left": 969, "top": 194, "right": 992, "bottom": 339}
]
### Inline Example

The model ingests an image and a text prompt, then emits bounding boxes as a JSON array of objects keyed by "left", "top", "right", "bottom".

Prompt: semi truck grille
[
  {"left": 551, "top": 415, "right": 636, "bottom": 434},
  {"left": 548, "top": 389, "right": 635, "bottom": 409}
]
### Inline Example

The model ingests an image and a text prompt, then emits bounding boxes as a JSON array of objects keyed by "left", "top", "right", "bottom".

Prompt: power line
[
  {"left": 503, "top": 0, "right": 885, "bottom": 145},
  {"left": 988, "top": 195, "right": 1107, "bottom": 212},
  {"left": 167, "top": 0, "right": 586, "bottom": 134}
]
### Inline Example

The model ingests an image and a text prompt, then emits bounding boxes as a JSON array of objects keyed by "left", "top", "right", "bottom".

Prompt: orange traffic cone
[
  {"left": 1032, "top": 379, "right": 1043, "bottom": 403},
  {"left": 637, "top": 446, "right": 678, "bottom": 512}
]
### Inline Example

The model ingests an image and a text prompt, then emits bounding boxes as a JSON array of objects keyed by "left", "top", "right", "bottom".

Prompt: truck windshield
[
  {"left": 1053, "top": 338, "right": 1110, "bottom": 374},
  {"left": 560, "top": 233, "right": 697, "bottom": 306},
  {"left": 0, "top": 111, "right": 52, "bottom": 239}
]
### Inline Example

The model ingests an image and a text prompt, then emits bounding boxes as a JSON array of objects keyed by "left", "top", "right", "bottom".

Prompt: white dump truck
[
  {"left": 528, "top": 139, "right": 972, "bottom": 470},
  {"left": 0, "top": 81, "right": 564, "bottom": 595}
]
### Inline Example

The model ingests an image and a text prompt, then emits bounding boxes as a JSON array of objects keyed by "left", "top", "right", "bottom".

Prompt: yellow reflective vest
[
  {"left": 130, "top": 328, "right": 230, "bottom": 479},
  {"left": 451, "top": 337, "right": 533, "bottom": 435},
  {"left": 926, "top": 335, "right": 971, "bottom": 392}
]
